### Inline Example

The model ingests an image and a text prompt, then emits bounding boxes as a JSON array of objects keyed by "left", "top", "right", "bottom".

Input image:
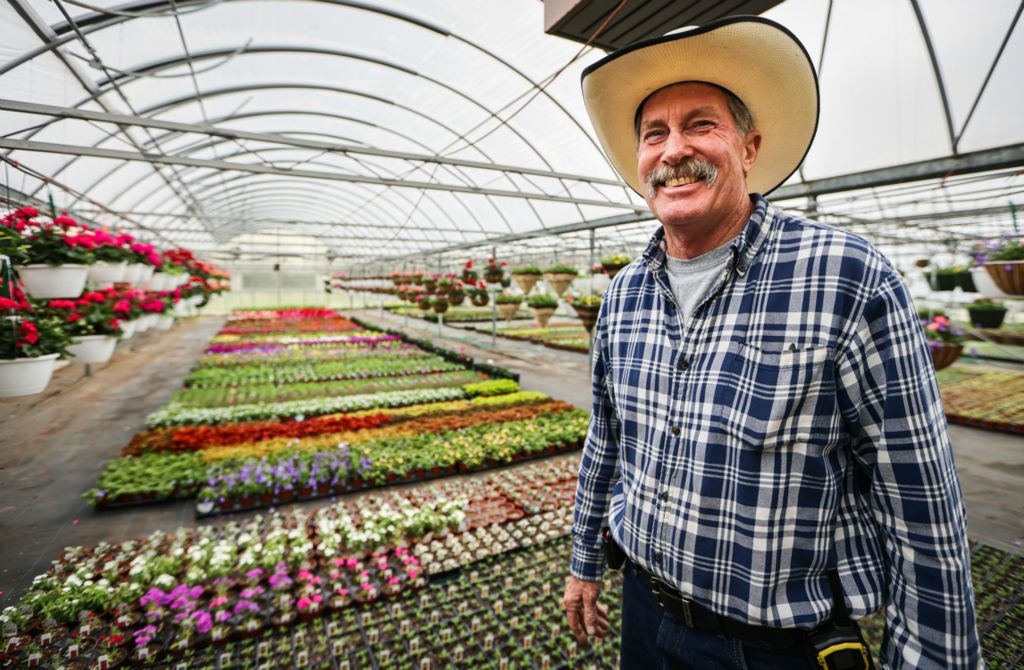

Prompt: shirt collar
[{"left": 641, "top": 193, "right": 772, "bottom": 277}]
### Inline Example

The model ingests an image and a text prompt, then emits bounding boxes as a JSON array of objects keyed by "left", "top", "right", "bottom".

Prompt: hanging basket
[
  {"left": 511, "top": 273, "right": 540, "bottom": 295},
  {"left": 572, "top": 304, "right": 600, "bottom": 332},
  {"left": 470, "top": 293, "right": 490, "bottom": 307},
  {"left": 930, "top": 343, "right": 963, "bottom": 371},
  {"left": 432, "top": 301, "right": 449, "bottom": 314},
  {"left": 0, "top": 353, "right": 60, "bottom": 397},
  {"left": 603, "top": 264, "right": 627, "bottom": 279},
  {"left": 15, "top": 264, "right": 89, "bottom": 299},
  {"left": 448, "top": 291, "right": 466, "bottom": 307},
  {"left": 544, "top": 272, "right": 576, "bottom": 298},
  {"left": 484, "top": 270, "right": 504, "bottom": 285},
  {"left": 531, "top": 306, "right": 556, "bottom": 328},
  {"left": 498, "top": 303, "right": 521, "bottom": 322},
  {"left": 66, "top": 335, "right": 118, "bottom": 364},
  {"left": 966, "top": 307, "right": 1007, "bottom": 329},
  {"left": 87, "top": 262, "right": 128, "bottom": 288},
  {"left": 983, "top": 261, "right": 1024, "bottom": 296}
]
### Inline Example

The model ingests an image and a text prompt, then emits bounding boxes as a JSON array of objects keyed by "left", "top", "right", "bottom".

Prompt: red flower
[
  {"left": 82, "top": 292, "right": 106, "bottom": 303},
  {"left": 67, "top": 312, "right": 84, "bottom": 324},
  {"left": 19, "top": 320, "right": 39, "bottom": 345},
  {"left": 48, "top": 299, "right": 77, "bottom": 309},
  {"left": 0, "top": 297, "right": 23, "bottom": 310}
]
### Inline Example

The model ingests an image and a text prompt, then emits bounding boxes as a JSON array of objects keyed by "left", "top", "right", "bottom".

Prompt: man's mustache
[{"left": 644, "top": 160, "right": 718, "bottom": 198}]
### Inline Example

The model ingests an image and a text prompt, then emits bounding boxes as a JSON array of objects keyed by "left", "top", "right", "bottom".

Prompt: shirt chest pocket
[{"left": 713, "top": 343, "right": 834, "bottom": 448}]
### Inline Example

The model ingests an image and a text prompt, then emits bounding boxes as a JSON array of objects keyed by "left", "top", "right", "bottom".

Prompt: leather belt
[{"left": 633, "top": 562, "right": 805, "bottom": 650}]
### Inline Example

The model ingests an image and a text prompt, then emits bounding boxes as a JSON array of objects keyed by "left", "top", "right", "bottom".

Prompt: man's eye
[
  {"left": 690, "top": 120, "right": 714, "bottom": 130},
  {"left": 643, "top": 129, "right": 666, "bottom": 142}
]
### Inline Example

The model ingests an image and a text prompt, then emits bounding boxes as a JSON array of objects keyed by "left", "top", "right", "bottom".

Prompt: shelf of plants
[
  {"left": 85, "top": 309, "right": 587, "bottom": 516},
  {"left": 467, "top": 324, "right": 591, "bottom": 354},
  {"left": 936, "top": 366, "right": 1024, "bottom": 434}
]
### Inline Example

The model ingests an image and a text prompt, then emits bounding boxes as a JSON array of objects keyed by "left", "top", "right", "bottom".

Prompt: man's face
[{"left": 636, "top": 82, "right": 761, "bottom": 230}]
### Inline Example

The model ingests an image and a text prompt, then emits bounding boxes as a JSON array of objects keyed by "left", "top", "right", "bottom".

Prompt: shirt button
[
  {"left": 659, "top": 491, "right": 669, "bottom": 502},
  {"left": 653, "top": 552, "right": 662, "bottom": 564},
  {"left": 677, "top": 358, "right": 689, "bottom": 371},
  {"left": 670, "top": 426, "right": 680, "bottom": 436}
]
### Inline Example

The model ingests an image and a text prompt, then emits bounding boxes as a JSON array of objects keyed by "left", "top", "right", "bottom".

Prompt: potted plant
[
  {"left": 983, "top": 239, "right": 1024, "bottom": 295},
  {"left": 461, "top": 261, "right": 478, "bottom": 284},
  {"left": 483, "top": 258, "right": 506, "bottom": 285},
  {"left": 566, "top": 291, "right": 602, "bottom": 332},
  {"left": 922, "top": 314, "right": 964, "bottom": 370},
  {"left": 469, "top": 283, "right": 489, "bottom": 308},
  {"left": 927, "top": 266, "right": 964, "bottom": 292},
  {"left": 509, "top": 266, "right": 542, "bottom": 295},
  {"left": 430, "top": 297, "right": 449, "bottom": 314},
  {"left": 40, "top": 291, "right": 122, "bottom": 364},
  {"left": 542, "top": 265, "right": 577, "bottom": 298},
  {"left": 3, "top": 209, "right": 94, "bottom": 299},
  {"left": 415, "top": 295, "right": 431, "bottom": 312},
  {"left": 599, "top": 254, "right": 632, "bottom": 279},
  {"left": 966, "top": 299, "right": 1007, "bottom": 329},
  {"left": 495, "top": 294, "right": 522, "bottom": 322},
  {"left": 447, "top": 282, "right": 466, "bottom": 307},
  {"left": 0, "top": 291, "right": 71, "bottom": 397},
  {"left": 526, "top": 294, "right": 558, "bottom": 327},
  {"left": 87, "top": 229, "right": 134, "bottom": 288}
]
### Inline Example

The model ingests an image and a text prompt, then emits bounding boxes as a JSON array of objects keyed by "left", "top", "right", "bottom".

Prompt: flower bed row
[
  {"left": 5, "top": 458, "right": 583, "bottom": 668},
  {"left": 937, "top": 367, "right": 1024, "bottom": 434}
]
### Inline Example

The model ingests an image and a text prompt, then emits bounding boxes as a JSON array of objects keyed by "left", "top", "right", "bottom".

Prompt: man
[{"left": 562, "top": 16, "right": 981, "bottom": 670}]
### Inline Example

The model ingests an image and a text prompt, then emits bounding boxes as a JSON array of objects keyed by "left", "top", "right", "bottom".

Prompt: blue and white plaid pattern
[{"left": 571, "top": 195, "right": 982, "bottom": 668}]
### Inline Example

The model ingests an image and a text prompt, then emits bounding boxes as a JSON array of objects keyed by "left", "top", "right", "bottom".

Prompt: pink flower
[
  {"left": 214, "top": 610, "right": 231, "bottom": 623},
  {"left": 210, "top": 596, "right": 228, "bottom": 607},
  {"left": 297, "top": 596, "right": 311, "bottom": 611},
  {"left": 387, "top": 577, "right": 400, "bottom": 585}
]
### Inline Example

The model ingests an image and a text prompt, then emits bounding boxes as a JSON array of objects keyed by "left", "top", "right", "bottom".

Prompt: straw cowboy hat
[{"left": 581, "top": 16, "right": 819, "bottom": 197}]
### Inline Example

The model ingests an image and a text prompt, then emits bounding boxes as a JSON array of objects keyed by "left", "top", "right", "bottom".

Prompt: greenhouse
[{"left": 1, "top": 0, "right": 1022, "bottom": 668}]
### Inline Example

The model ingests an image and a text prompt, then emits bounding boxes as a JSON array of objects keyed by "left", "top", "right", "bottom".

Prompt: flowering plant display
[
  {"left": 526, "top": 293, "right": 559, "bottom": 309},
  {"left": 494, "top": 293, "right": 523, "bottom": 305},
  {"left": 88, "top": 228, "right": 136, "bottom": 264},
  {"left": 922, "top": 314, "right": 965, "bottom": 346},
  {"left": 543, "top": 263, "right": 578, "bottom": 275},
  {"left": 0, "top": 289, "right": 72, "bottom": 359},
  {"left": 39, "top": 290, "right": 123, "bottom": 337},
  {"left": 461, "top": 260, "right": 478, "bottom": 283},
  {"left": 600, "top": 253, "right": 632, "bottom": 268},
  {"left": 1, "top": 208, "right": 96, "bottom": 266},
  {"left": 564, "top": 290, "right": 603, "bottom": 307}
]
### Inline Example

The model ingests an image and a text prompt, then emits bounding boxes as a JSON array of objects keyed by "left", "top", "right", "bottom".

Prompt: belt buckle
[
  {"left": 651, "top": 576, "right": 694, "bottom": 628},
  {"left": 679, "top": 598, "right": 694, "bottom": 628}
]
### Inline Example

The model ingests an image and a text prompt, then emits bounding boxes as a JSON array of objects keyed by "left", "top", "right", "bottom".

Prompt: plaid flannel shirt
[{"left": 571, "top": 195, "right": 982, "bottom": 669}]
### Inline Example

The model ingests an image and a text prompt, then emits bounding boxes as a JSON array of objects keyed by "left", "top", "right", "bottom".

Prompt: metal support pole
[
  {"left": 491, "top": 245, "right": 497, "bottom": 350},
  {"left": 589, "top": 228, "right": 596, "bottom": 353}
]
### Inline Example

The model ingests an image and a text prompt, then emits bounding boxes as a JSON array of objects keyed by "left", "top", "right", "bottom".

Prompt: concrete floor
[{"left": 1, "top": 310, "right": 1020, "bottom": 608}]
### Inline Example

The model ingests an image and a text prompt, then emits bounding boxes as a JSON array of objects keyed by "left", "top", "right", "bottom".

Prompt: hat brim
[{"left": 581, "top": 16, "right": 819, "bottom": 197}]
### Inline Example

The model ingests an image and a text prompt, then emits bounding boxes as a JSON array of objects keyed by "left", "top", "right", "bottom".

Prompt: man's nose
[{"left": 661, "top": 131, "right": 693, "bottom": 165}]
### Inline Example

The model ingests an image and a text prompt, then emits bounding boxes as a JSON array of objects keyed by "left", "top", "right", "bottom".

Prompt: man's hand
[{"left": 562, "top": 576, "right": 609, "bottom": 645}]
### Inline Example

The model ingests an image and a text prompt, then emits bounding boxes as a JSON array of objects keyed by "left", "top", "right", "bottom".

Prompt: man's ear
[{"left": 742, "top": 131, "right": 762, "bottom": 173}]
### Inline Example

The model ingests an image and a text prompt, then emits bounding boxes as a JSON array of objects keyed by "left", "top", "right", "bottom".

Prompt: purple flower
[
  {"left": 214, "top": 610, "right": 231, "bottom": 623},
  {"left": 193, "top": 610, "right": 212, "bottom": 634},
  {"left": 245, "top": 569, "right": 263, "bottom": 581}
]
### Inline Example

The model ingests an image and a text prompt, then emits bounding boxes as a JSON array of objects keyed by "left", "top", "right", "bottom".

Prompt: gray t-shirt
[{"left": 664, "top": 241, "right": 734, "bottom": 323}]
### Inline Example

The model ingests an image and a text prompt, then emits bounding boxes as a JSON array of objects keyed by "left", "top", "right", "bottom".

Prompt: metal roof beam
[
  {"left": 772, "top": 144, "right": 1024, "bottom": 200},
  {"left": 0, "top": 137, "right": 637, "bottom": 210},
  {"left": 0, "top": 97, "right": 623, "bottom": 188}
]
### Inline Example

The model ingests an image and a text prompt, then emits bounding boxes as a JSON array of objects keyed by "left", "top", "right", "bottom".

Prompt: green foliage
[
  {"left": 989, "top": 240, "right": 1024, "bottom": 262},
  {"left": 526, "top": 293, "right": 558, "bottom": 308},
  {"left": 495, "top": 294, "right": 523, "bottom": 305},
  {"left": 462, "top": 378, "right": 519, "bottom": 397},
  {"left": 600, "top": 254, "right": 632, "bottom": 266},
  {"left": 543, "top": 264, "right": 577, "bottom": 275},
  {"left": 967, "top": 300, "right": 1006, "bottom": 311},
  {"left": 510, "top": 265, "right": 542, "bottom": 275}
]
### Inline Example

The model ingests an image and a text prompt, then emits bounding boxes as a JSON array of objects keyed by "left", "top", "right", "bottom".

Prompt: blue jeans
[{"left": 620, "top": 562, "right": 815, "bottom": 670}]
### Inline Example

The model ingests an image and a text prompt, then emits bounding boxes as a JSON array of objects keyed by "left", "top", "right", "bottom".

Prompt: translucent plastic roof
[{"left": 1, "top": 0, "right": 1021, "bottom": 268}]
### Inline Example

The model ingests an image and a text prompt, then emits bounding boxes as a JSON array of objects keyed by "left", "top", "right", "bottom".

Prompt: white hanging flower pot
[
  {"left": 119, "top": 318, "right": 139, "bottom": 339},
  {"left": 15, "top": 264, "right": 89, "bottom": 299},
  {"left": 87, "top": 262, "right": 128, "bottom": 288},
  {"left": 155, "top": 314, "right": 174, "bottom": 331},
  {"left": 137, "top": 265, "right": 156, "bottom": 283},
  {"left": 66, "top": 335, "right": 118, "bottom": 364},
  {"left": 136, "top": 313, "right": 158, "bottom": 332},
  {"left": 0, "top": 353, "right": 60, "bottom": 397},
  {"left": 123, "top": 264, "right": 143, "bottom": 284}
]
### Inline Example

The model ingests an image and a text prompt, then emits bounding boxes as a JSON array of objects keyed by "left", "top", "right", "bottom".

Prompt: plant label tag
[
  {"left": 327, "top": 621, "right": 340, "bottom": 636},
  {"left": 481, "top": 584, "right": 490, "bottom": 598},
  {"left": 420, "top": 594, "right": 430, "bottom": 608},
  {"left": 495, "top": 600, "right": 504, "bottom": 614},
  {"left": 5, "top": 639, "right": 17, "bottom": 654},
  {"left": 542, "top": 582, "right": 551, "bottom": 596},
  {"left": 484, "top": 633, "right": 494, "bottom": 650},
  {"left": 295, "top": 631, "right": 306, "bottom": 647},
  {"left": 27, "top": 653, "right": 41, "bottom": 667},
  {"left": 430, "top": 610, "right": 440, "bottom": 624},
  {"left": 469, "top": 569, "right": 479, "bottom": 582},
  {"left": 400, "top": 618, "right": 411, "bottom": 634},
  {"left": 138, "top": 647, "right": 149, "bottom": 661},
  {"left": 367, "top": 627, "right": 379, "bottom": 644},
  {"left": 495, "top": 564, "right": 503, "bottom": 575},
  {"left": 80, "top": 623, "right": 91, "bottom": 636},
  {"left": 441, "top": 627, "right": 452, "bottom": 643},
  {"left": 40, "top": 632, "right": 52, "bottom": 646},
  {"left": 177, "top": 664, "right": 189, "bottom": 670},
  {"left": 258, "top": 641, "right": 271, "bottom": 657},
  {"left": 533, "top": 606, "right": 543, "bottom": 620},
  {"left": 332, "top": 640, "right": 345, "bottom": 657},
  {"left": 410, "top": 637, "right": 420, "bottom": 653},
  {"left": 447, "top": 584, "right": 457, "bottom": 598},
  {"left": 117, "top": 615, "right": 130, "bottom": 627},
  {"left": 296, "top": 650, "right": 308, "bottom": 667},
  {"left": 219, "top": 653, "right": 232, "bottom": 667},
  {"left": 519, "top": 591, "right": 529, "bottom": 605},
  {"left": 419, "top": 658, "right": 432, "bottom": 670},
  {"left": 471, "top": 617, "right": 481, "bottom": 633},
  {"left": 542, "top": 654, "right": 551, "bottom": 670},
  {"left": 67, "top": 644, "right": 79, "bottom": 658},
  {"left": 570, "top": 641, "right": 578, "bottom": 658},
  {"left": 550, "top": 624, "right": 560, "bottom": 638},
  {"left": 454, "top": 645, "right": 464, "bottom": 662},
  {"left": 458, "top": 600, "right": 468, "bottom": 614},
  {"left": 524, "top": 634, "right": 533, "bottom": 650},
  {"left": 511, "top": 615, "right": 520, "bottom": 629},
  {"left": 362, "top": 611, "right": 373, "bottom": 626},
  {"left": 259, "top": 664, "right": 271, "bottom": 670},
  {"left": 504, "top": 576, "right": 514, "bottom": 589},
  {"left": 339, "top": 661, "right": 351, "bottom": 670},
  {"left": 499, "top": 657, "right": 509, "bottom": 670},
  {"left": 379, "top": 649, "right": 391, "bottom": 664},
  {"left": 528, "top": 567, "right": 537, "bottom": 580}
]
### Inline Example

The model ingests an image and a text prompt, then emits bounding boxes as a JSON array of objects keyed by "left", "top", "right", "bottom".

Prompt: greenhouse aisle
[{"left": 2, "top": 310, "right": 1021, "bottom": 611}]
